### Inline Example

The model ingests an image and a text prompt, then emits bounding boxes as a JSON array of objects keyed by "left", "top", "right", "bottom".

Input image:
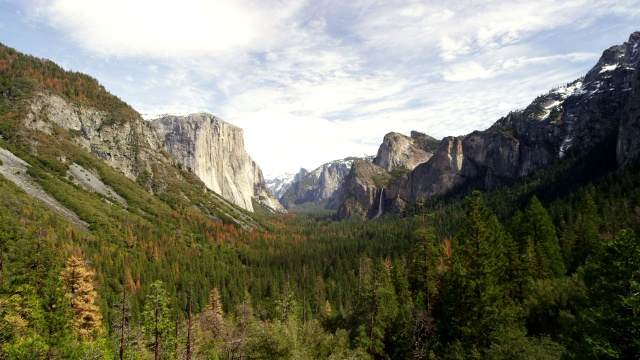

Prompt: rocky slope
[
  {"left": 152, "top": 113, "right": 285, "bottom": 213},
  {"left": 338, "top": 31, "right": 640, "bottom": 219},
  {"left": 335, "top": 131, "right": 439, "bottom": 219},
  {"left": 336, "top": 159, "right": 390, "bottom": 219},
  {"left": 25, "top": 90, "right": 164, "bottom": 180}
]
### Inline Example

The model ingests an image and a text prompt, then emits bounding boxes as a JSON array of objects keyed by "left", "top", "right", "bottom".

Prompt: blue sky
[{"left": 1, "top": 0, "right": 639, "bottom": 177}]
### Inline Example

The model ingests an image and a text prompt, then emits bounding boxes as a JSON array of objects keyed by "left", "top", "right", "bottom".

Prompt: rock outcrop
[
  {"left": 373, "top": 131, "right": 437, "bottom": 172},
  {"left": 152, "top": 113, "right": 284, "bottom": 213},
  {"left": 25, "top": 91, "right": 164, "bottom": 179},
  {"left": 336, "top": 159, "right": 390, "bottom": 219},
  {"left": 336, "top": 131, "right": 439, "bottom": 219},
  {"left": 267, "top": 168, "right": 309, "bottom": 200}
]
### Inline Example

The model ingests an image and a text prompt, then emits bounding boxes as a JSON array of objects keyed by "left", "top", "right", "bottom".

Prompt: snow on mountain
[{"left": 266, "top": 168, "right": 309, "bottom": 200}]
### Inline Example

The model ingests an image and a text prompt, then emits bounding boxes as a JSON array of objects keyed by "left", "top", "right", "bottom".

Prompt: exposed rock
[
  {"left": 0, "top": 148, "right": 89, "bottom": 231},
  {"left": 266, "top": 168, "right": 309, "bottom": 200},
  {"left": 617, "top": 32, "right": 640, "bottom": 166},
  {"left": 373, "top": 131, "right": 436, "bottom": 171},
  {"left": 152, "top": 113, "right": 284, "bottom": 213},
  {"left": 252, "top": 164, "right": 287, "bottom": 213},
  {"left": 280, "top": 158, "right": 357, "bottom": 211},
  {"left": 408, "top": 31, "right": 640, "bottom": 202},
  {"left": 26, "top": 91, "right": 164, "bottom": 179},
  {"left": 406, "top": 136, "right": 466, "bottom": 201},
  {"left": 68, "top": 163, "right": 128, "bottom": 207},
  {"left": 336, "top": 159, "right": 390, "bottom": 219}
]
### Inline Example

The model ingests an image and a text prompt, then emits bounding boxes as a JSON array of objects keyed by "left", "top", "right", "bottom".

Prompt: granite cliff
[
  {"left": 373, "top": 131, "right": 438, "bottom": 172},
  {"left": 152, "top": 113, "right": 285, "bottom": 213}
]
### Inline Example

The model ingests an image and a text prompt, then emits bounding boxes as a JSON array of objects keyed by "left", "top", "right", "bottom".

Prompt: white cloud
[
  {"left": 439, "top": 36, "right": 473, "bottom": 62},
  {"left": 442, "top": 62, "right": 495, "bottom": 82},
  {"left": 29, "top": 0, "right": 305, "bottom": 59}
]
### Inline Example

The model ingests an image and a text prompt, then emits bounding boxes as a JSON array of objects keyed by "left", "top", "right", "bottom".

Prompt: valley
[{"left": 0, "top": 30, "right": 639, "bottom": 360}]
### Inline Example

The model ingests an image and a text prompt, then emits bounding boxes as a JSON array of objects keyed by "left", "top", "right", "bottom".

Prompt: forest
[{"left": 0, "top": 42, "right": 639, "bottom": 359}]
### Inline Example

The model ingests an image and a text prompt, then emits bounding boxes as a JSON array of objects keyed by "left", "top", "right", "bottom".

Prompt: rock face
[
  {"left": 336, "top": 131, "right": 439, "bottom": 219},
  {"left": 616, "top": 32, "right": 640, "bottom": 166},
  {"left": 25, "top": 91, "right": 164, "bottom": 179},
  {"left": 152, "top": 113, "right": 285, "bottom": 213},
  {"left": 336, "top": 159, "right": 390, "bottom": 219},
  {"left": 373, "top": 131, "right": 437, "bottom": 172},
  {"left": 338, "top": 31, "right": 640, "bottom": 219},
  {"left": 280, "top": 158, "right": 356, "bottom": 211}
]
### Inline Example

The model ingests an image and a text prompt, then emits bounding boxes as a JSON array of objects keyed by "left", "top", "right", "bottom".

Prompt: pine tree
[
  {"left": 354, "top": 256, "right": 398, "bottom": 357},
  {"left": 142, "top": 280, "right": 174, "bottom": 360},
  {"left": 582, "top": 230, "right": 640, "bottom": 359},
  {"left": 435, "top": 191, "right": 515, "bottom": 358},
  {"left": 60, "top": 253, "right": 103, "bottom": 341},
  {"left": 567, "top": 192, "right": 601, "bottom": 272},
  {"left": 111, "top": 285, "right": 132, "bottom": 360},
  {"left": 522, "top": 196, "right": 565, "bottom": 278}
]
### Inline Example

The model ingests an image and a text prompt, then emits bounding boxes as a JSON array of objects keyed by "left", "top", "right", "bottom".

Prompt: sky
[{"left": 1, "top": 0, "right": 639, "bottom": 177}]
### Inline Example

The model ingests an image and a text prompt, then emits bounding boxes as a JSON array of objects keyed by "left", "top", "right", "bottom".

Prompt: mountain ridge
[{"left": 337, "top": 31, "right": 640, "bottom": 219}]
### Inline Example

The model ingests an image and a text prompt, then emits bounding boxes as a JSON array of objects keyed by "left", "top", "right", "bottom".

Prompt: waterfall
[{"left": 374, "top": 188, "right": 384, "bottom": 219}]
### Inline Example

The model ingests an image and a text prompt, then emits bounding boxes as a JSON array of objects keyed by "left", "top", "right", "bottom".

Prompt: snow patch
[
  {"left": 599, "top": 63, "right": 619, "bottom": 73},
  {"left": 553, "top": 81, "right": 583, "bottom": 97}
]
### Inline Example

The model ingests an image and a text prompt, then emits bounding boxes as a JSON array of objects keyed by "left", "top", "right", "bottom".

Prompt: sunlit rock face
[
  {"left": 336, "top": 159, "right": 389, "bottom": 220},
  {"left": 152, "top": 113, "right": 284, "bottom": 213},
  {"left": 279, "top": 159, "right": 355, "bottom": 211},
  {"left": 373, "top": 131, "right": 434, "bottom": 172}
]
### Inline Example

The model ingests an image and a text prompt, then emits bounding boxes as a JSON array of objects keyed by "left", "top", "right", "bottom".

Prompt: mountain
[
  {"left": 151, "top": 113, "right": 285, "bottom": 213},
  {"left": 0, "top": 42, "right": 272, "bottom": 231},
  {"left": 266, "top": 168, "right": 309, "bottom": 200},
  {"left": 279, "top": 157, "right": 367, "bottom": 211},
  {"left": 338, "top": 31, "right": 640, "bottom": 219}
]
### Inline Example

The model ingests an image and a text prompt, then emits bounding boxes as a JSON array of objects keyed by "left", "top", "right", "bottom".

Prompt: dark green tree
[
  {"left": 581, "top": 230, "right": 640, "bottom": 359},
  {"left": 566, "top": 192, "right": 601, "bottom": 273},
  {"left": 354, "top": 256, "right": 398, "bottom": 357},
  {"left": 522, "top": 196, "right": 565, "bottom": 278},
  {"left": 435, "top": 191, "right": 515, "bottom": 358}
]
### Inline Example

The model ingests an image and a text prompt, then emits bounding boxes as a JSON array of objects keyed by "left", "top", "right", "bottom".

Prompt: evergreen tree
[
  {"left": 142, "top": 280, "right": 175, "bottom": 360},
  {"left": 567, "top": 192, "right": 601, "bottom": 273},
  {"left": 409, "top": 225, "right": 449, "bottom": 355},
  {"left": 582, "top": 230, "right": 640, "bottom": 359},
  {"left": 435, "top": 191, "right": 515, "bottom": 358},
  {"left": 354, "top": 256, "right": 398, "bottom": 357},
  {"left": 522, "top": 196, "right": 565, "bottom": 278}
]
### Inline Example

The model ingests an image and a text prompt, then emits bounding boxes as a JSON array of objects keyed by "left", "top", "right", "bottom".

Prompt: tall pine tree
[{"left": 436, "top": 191, "right": 515, "bottom": 358}]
